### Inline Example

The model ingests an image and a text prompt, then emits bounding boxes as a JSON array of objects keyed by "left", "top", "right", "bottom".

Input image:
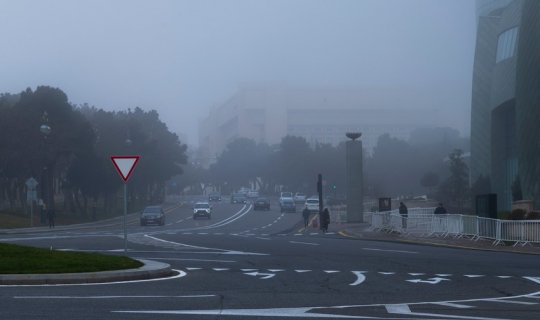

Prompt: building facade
[
  {"left": 199, "top": 85, "right": 441, "bottom": 167},
  {"left": 470, "top": 0, "right": 540, "bottom": 210}
]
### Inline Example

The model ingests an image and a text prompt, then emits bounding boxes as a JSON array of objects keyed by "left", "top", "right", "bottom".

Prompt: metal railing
[{"left": 369, "top": 208, "right": 540, "bottom": 246}]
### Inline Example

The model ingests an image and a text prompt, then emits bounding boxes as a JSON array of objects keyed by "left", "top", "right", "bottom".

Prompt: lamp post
[{"left": 40, "top": 112, "right": 52, "bottom": 225}]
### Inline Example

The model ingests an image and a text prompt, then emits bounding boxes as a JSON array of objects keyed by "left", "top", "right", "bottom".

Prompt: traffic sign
[{"left": 111, "top": 156, "right": 140, "bottom": 182}]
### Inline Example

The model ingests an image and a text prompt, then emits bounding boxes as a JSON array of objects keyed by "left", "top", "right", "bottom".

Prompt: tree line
[{"left": 0, "top": 86, "right": 187, "bottom": 217}]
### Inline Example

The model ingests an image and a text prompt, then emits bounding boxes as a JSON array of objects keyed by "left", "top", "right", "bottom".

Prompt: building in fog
[
  {"left": 470, "top": 0, "right": 540, "bottom": 210},
  {"left": 198, "top": 85, "right": 440, "bottom": 167}
]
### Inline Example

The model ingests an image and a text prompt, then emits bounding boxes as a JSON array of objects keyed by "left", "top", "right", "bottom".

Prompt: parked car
[
  {"left": 140, "top": 205, "right": 165, "bottom": 226},
  {"left": 253, "top": 197, "right": 270, "bottom": 211},
  {"left": 193, "top": 202, "right": 212, "bottom": 219},
  {"left": 280, "top": 198, "right": 296, "bottom": 213},
  {"left": 294, "top": 192, "right": 307, "bottom": 203},
  {"left": 231, "top": 193, "right": 248, "bottom": 204},
  {"left": 305, "top": 197, "right": 320, "bottom": 214},
  {"left": 208, "top": 192, "right": 221, "bottom": 201}
]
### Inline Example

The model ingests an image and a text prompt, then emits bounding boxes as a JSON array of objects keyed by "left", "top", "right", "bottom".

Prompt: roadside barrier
[{"left": 369, "top": 208, "right": 540, "bottom": 246}]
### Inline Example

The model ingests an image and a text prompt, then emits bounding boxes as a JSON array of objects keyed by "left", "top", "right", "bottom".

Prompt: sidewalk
[{"left": 338, "top": 222, "right": 540, "bottom": 255}]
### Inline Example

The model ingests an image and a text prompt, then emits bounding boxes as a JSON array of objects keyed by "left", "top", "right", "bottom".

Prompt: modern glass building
[{"left": 470, "top": 0, "right": 540, "bottom": 210}]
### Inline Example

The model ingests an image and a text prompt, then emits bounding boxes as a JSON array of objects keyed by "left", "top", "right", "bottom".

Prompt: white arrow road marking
[
  {"left": 525, "top": 276, "right": 540, "bottom": 285},
  {"left": 349, "top": 271, "right": 367, "bottom": 286},
  {"left": 295, "top": 270, "right": 311, "bottom": 273},
  {"left": 244, "top": 272, "right": 276, "bottom": 280},
  {"left": 407, "top": 277, "right": 451, "bottom": 284},
  {"left": 113, "top": 307, "right": 374, "bottom": 318}
]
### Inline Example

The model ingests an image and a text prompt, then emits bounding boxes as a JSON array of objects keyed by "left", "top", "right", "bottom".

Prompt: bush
[
  {"left": 526, "top": 211, "right": 540, "bottom": 220},
  {"left": 507, "top": 208, "right": 527, "bottom": 220}
]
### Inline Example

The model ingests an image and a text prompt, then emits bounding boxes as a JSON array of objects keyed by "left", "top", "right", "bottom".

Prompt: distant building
[
  {"left": 199, "top": 85, "right": 441, "bottom": 167},
  {"left": 470, "top": 0, "right": 540, "bottom": 210}
]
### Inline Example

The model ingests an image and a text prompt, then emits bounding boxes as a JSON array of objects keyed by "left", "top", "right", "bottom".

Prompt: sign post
[
  {"left": 25, "top": 178, "right": 38, "bottom": 227},
  {"left": 111, "top": 156, "right": 140, "bottom": 254}
]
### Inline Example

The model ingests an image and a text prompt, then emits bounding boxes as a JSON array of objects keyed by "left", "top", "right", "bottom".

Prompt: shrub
[{"left": 507, "top": 208, "right": 527, "bottom": 220}]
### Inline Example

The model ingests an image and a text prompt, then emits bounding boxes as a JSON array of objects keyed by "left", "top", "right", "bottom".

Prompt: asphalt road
[{"left": 1, "top": 196, "right": 539, "bottom": 319}]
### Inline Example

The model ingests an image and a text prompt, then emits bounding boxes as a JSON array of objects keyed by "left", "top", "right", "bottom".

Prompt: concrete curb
[
  {"left": 0, "top": 259, "right": 174, "bottom": 285},
  {"left": 339, "top": 229, "right": 540, "bottom": 256}
]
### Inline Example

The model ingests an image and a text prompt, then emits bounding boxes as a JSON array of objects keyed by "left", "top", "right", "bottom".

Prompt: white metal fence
[{"left": 368, "top": 208, "right": 540, "bottom": 246}]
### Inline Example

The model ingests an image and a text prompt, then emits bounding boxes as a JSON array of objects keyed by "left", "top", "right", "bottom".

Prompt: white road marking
[
  {"left": 407, "top": 277, "right": 450, "bottom": 284},
  {"left": 186, "top": 268, "right": 202, "bottom": 270},
  {"left": 182, "top": 232, "right": 193, "bottom": 235},
  {"left": 431, "top": 302, "right": 474, "bottom": 309},
  {"left": 484, "top": 299, "right": 537, "bottom": 305},
  {"left": 408, "top": 273, "right": 425, "bottom": 276},
  {"left": 136, "top": 257, "right": 236, "bottom": 263},
  {"left": 268, "top": 269, "right": 284, "bottom": 272},
  {"left": 255, "top": 237, "right": 271, "bottom": 241},
  {"left": 294, "top": 233, "right": 303, "bottom": 236},
  {"left": 349, "top": 271, "right": 367, "bottom": 286},
  {"left": 241, "top": 269, "right": 257, "bottom": 272},
  {"left": 497, "top": 276, "right": 512, "bottom": 279},
  {"left": 378, "top": 272, "right": 395, "bottom": 275},
  {"left": 175, "top": 219, "right": 185, "bottom": 223},
  {"left": 212, "top": 268, "right": 229, "bottom": 271},
  {"left": 278, "top": 234, "right": 287, "bottom": 236},
  {"left": 385, "top": 304, "right": 410, "bottom": 314},
  {"left": 244, "top": 271, "right": 275, "bottom": 280},
  {"left": 326, "top": 232, "right": 336, "bottom": 235},
  {"left": 362, "top": 248, "right": 418, "bottom": 254},
  {"left": 324, "top": 270, "right": 340, "bottom": 273},
  {"left": 197, "top": 233, "right": 208, "bottom": 235},
  {"left": 435, "top": 274, "right": 452, "bottom": 277},
  {"left": 214, "top": 233, "right": 224, "bottom": 235},
  {"left": 465, "top": 275, "right": 485, "bottom": 278},
  {"left": 143, "top": 235, "right": 267, "bottom": 256},
  {"left": 295, "top": 270, "right": 311, "bottom": 273},
  {"left": 289, "top": 241, "right": 319, "bottom": 246},
  {"left": 15, "top": 294, "right": 216, "bottom": 299},
  {"left": 114, "top": 307, "right": 372, "bottom": 318},
  {"left": 310, "top": 233, "right": 318, "bottom": 235}
]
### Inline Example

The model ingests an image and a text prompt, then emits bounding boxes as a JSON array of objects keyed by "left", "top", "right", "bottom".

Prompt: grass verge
[{"left": 0, "top": 243, "right": 143, "bottom": 274}]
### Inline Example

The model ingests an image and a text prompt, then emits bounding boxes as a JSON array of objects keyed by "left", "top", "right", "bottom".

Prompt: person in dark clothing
[
  {"left": 319, "top": 208, "right": 330, "bottom": 233},
  {"left": 302, "top": 207, "right": 310, "bottom": 228},
  {"left": 434, "top": 203, "right": 447, "bottom": 214},
  {"left": 399, "top": 202, "right": 408, "bottom": 229},
  {"left": 47, "top": 207, "right": 55, "bottom": 228}
]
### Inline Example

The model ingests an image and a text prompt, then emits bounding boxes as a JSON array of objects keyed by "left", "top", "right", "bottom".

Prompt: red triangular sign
[{"left": 111, "top": 156, "right": 140, "bottom": 182}]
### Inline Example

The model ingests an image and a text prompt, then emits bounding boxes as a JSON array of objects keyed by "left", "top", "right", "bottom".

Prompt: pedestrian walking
[
  {"left": 302, "top": 206, "right": 310, "bottom": 228},
  {"left": 47, "top": 207, "right": 55, "bottom": 228},
  {"left": 399, "top": 202, "right": 408, "bottom": 229},
  {"left": 319, "top": 207, "right": 330, "bottom": 233},
  {"left": 434, "top": 203, "right": 447, "bottom": 214}
]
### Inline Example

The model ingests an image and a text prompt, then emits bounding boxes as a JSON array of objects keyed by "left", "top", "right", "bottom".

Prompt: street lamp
[{"left": 40, "top": 111, "right": 52, "bottom": 225}]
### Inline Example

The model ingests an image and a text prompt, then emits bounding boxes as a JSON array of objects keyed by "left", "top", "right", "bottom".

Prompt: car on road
[
  {"left": 208, "top": 192, "right": 221, "bottom": 201},
  {"left": 253, "top": 197, "right": 270, "bottom": 211},
  {"left": 279, "top": 191, "right": 294, "bottom": 205},
  {"left": 280, "top": 198, "right": 296, "bottom": 213},
  {"left": 140, "top": 205, "right": 165, "bottom": 226},
  {"left": 231, "top": 193, "right": 248, "bottom": 204},
  {"left": 193, "top": 202, "right": 212, "bottom": 219},
  {"left": 305, "top": 197, "right": 320, "bottom": 214},
  {"left": 294, "top": 192, "right": 307, "bottom": 203}
]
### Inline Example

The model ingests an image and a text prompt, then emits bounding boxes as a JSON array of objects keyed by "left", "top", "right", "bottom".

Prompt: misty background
[{"left": 0, "top": 0, "right": 476, "bottom": 145}]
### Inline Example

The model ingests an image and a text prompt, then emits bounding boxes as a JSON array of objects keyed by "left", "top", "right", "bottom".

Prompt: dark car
[
  {"left": 231, "top": 193, "right": 248, "bottom": 204},
  {"left": 280, "top": 198, "right": 296, "bottom": 213},
  {"left": 208, "top": 192, "right": 221, "bottom": 202},
  {"left": 140, "top": 205, "right": 165, "bottom": 226},
  {"left": 253, "top": 197, "right": 270, "bottom": 211}
]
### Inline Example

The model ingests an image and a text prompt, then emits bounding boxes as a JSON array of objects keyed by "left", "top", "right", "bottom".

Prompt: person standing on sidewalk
[
  {"left": 434, "top": 203, "right": 447, "bottom": 214},
  {"left": 399, "top": 202, "right": 408, "bottom": 229},
  {"left": 320, "top": 208, "right": 330, "bottom": 233},
  {"left": 302, "top": 206, "right": 310, "bottom": 228}
]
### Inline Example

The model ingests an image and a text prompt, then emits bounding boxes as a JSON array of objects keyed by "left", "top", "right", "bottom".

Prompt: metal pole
[{"left": 124, "top": 183, "right": 127, "bottom": 254}]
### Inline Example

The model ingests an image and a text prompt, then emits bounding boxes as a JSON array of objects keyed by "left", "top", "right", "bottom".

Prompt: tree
[
  {"left": 420, "top": 171, "right": 439, "bottom": 196},
  {"left": 438, "top": 149, "right": 469, "bottom": 213}
]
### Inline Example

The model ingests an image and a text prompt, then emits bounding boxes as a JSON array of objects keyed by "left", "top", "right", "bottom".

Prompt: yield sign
[{"left": 111, "top": 156, "right": 140, "bottom": 182}]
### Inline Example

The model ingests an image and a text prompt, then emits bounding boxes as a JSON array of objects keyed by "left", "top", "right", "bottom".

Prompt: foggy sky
[{"left": 0, "top": 0, "right": 476, "bottom": 145}]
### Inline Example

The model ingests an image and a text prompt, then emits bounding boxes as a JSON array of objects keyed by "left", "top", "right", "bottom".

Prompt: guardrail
[{"left": 368, "top": 208, "right": 540, "bottom": 246}]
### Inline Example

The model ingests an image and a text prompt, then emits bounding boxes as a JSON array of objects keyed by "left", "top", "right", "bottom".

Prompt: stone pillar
[{"left": 346, "top": 133, "right": 363, "bottom": 223}]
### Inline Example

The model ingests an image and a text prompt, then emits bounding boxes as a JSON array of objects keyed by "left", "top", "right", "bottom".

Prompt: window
[{"left": 496, "top": 27, "right": 518, "bottom": 63}]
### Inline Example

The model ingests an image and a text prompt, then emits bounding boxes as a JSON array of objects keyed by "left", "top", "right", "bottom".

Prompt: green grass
[{"left": 0, "top": 243, "right": 143, "bottom": 274}]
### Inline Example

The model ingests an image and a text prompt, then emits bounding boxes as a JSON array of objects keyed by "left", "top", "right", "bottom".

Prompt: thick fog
[{"left": 0, "top": 0, "right": 475, "bottom": 145}]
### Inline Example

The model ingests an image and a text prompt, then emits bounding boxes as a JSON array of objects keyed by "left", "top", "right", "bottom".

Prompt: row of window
[{"left": 496, "top": 26, "right": 518, "bottom": 63}]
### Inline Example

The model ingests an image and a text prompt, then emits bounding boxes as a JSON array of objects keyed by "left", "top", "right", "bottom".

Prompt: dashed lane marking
[{"left": 289, "top": 241, "right": 319, "bottom": 246}]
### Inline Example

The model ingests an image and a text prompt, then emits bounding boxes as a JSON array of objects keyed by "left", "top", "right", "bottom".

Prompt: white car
[
  {"left": 305, "top": 197, "right": 320, "bottom": 213},
  {"left": 294, "top": 192, "right": 306, "bottom": 203},
  {"left": 279, "top": 192, "right": 294, "bottom": 205},
  {"left": 193, "top": 202, "right": 212, "bottom": 219}
]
